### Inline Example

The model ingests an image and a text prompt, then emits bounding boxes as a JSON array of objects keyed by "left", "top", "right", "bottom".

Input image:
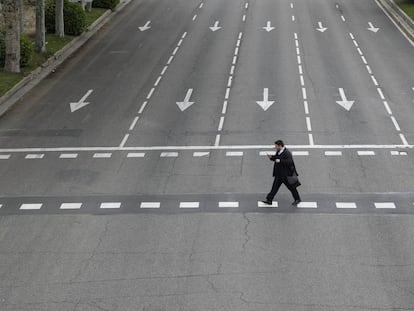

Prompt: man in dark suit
[{"left": 262, "top": 140, "right": 301, "bottom": 206}]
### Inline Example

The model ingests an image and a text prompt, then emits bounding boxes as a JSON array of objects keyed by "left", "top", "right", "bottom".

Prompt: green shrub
[
  {"left": 0, "top": 32, "right": 34, "bottom": 67},
  {"left": 92, "top": 0, "right": 119, "bottom": 10},
  {"left": 46, "top": 0, "right": 86, "bottom": 36}
]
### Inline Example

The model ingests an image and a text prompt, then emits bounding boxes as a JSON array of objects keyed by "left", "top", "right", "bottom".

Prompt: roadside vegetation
[{"left": 396, "top": 0, "right": 414, "bottom": 20}]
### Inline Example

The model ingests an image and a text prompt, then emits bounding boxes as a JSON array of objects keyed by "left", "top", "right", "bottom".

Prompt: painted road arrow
[
  {"left": 209, "top": 21, "right": 222, "bottom": 32},
  {"left": 176, "top": 89, "right": 195, "bottom": 111},
  {"left": 256, "top": 88, "right": 275, "bottom": 111},
  {"left": 70, "top": 89, "right": 93, "bottom": 112},
  {"left": 367, "top": 22, "right": 379, "bottom": 33},
  {"left": 336, "top": 88, "right": 354, "bottom": 111},
  {"left": 139, "top": 21, "right": 151, "bottom": 31},
  {"left": 263, "top": 21, "right": 275, "bottom": 32},
  {"left": 316, "top": 21, "right": 327, "bottom": 32}
]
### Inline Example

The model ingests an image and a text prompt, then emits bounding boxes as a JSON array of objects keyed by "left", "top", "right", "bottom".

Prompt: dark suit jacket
[{"left": 269, "top": 148, "right": 298, "bottom": 178}]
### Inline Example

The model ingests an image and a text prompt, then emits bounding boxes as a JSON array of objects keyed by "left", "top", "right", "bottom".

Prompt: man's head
[{"left": 274, "top": 140, "right": 284, "bottom": 152}]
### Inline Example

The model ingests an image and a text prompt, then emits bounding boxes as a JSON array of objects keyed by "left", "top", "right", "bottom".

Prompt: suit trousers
[{"left": 266, "top": 176, "right": 301, "bottom": 202}]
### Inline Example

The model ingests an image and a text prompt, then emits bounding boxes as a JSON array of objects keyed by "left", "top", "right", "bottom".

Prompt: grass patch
[
  {"left": 0, "top": 7, "right": 107, "bottom": 97},
  {"left": 396, "top": 0, "right": 414, "bottom": 20}
]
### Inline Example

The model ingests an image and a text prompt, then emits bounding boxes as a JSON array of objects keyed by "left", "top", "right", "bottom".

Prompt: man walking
[{"left": 262, "top": 140, "right": 301, "bottom": 206}]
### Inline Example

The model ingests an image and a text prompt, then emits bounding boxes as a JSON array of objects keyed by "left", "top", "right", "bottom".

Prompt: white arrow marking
[
  {"left": 70, "top": 89, "right": 93, "bottom": 112},
  {"left": 367, "top": 22, "right": 379, "bottom": 33},
  {"left": 316, "top": 21, "right": 327, "bottom": 32},
  {"left": 176, "top": 89, "right": 195, "bottom": 111},
  {"left": 263, "top": 21, "right": 275, "bottom": 32},
  {"left": 256, "top": 88, "right": 275, "bottom": 111},
  {"left": 209, "top": 21, "right": 222, "bottom": 32},
  {"left": 336, "top": 88, "right": 355, "bottom": 111},
  {"left": 139, "top": 21, "right": 151, "bottom": 31}
]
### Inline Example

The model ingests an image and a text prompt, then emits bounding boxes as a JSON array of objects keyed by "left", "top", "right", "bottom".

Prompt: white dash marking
[
  {"left": 341, "top": 15, "right": 346, "bottom": 22},
  {"left": 120, "top": 134, "right": 129, "bottom": 148},
  {"left": 20, "top": 203, "right": 42, "bottom": 210},
  {"left": 227, "top": 76, "right": 233, "bottom": 87},
  {"left": 100, "top": 202, "right": 121, "bottom": 209},
  {"left": 361, "top": 55, "right": 367, "bottom": 64},
  {"left": 127, "top": 152, "right": 146, "bottom": 158},
  {"left": 297, "top": 202, "right": 317, "bottom": 208},
  {"left": 154, "top": 76, "right": 162, "bottom": 87},
  {"left": 294, "top": 33, "right": 298, "bottom": 39},
  {"left": 377, "top": 88, "right": 385, "bottom": 100},
  {"left": 140, "top": 202, "right": 160, "bottom": 209},
  {"left": 161, "top": 66, "right": 168, "bottom": 75},
  {"left": 298, "top": 65, "right": 303, "bottom": 75},
  {"left": 167, "top": 56, "right": 174, "bottom": 65},
  {"left": 306, "top": 117, "right": 312, "bottom": 131},
  {"left": 0, "top": 154, "right": 11, "bottom": 159},
  {"left": 297, "top": 55, "right": 302, "bottom": 64},
  {"left": 59, "top": 153, "right": 78, "bottom": 159},
  {"left": 60, "top": 203, "right": 82, "bottom": 210},
  {"left": 292, "top": 15, "right": 295, "bottom": 22},
  {"left": 357, "top": 151, "right": 375, "bottom": 156},
  {"left": 290, "top": 3, "right": 293, "bottom": 8},
  {"left": 230, "top": 65, "right": 235, "bottom": 75},
  {"left": 182, "top": 32, "right": 187, "bottom": 39},
  {"left": 292, "top": 151, "right": 309, "bottom": 156},
  {"left": 25, "top": 154, "right": 44, "bottom": 159},
  {"left": 304, "top": 101, "right": 309, "bottom": 114},
  {"left": 160, "top": 152, "right": 179, "bottom": 157},
  {"left": 222, "top": 101, "right": 228, "bottom": 114},
  {"left": 308, "top": 134, "right": 314, "bottom": 145},
  {"left": 93, "top": 153, "right": 112, "bottom": 158},
  {"left": 400, "top": 134, "right": 409, "bottom": 146},
  {"left": 336, "top": 202, "right": 357, "bottom": 209},
  {"left": 325, "top": 151, "right": 342, "bottom": 156},
  {"left": 226, "top": 151, "right": 243, "bottom": 157},
  {"left": 172, "top": 47, "right": 179, "bottom": 56},
  {"left": 366, "top": 65, "right": 372, "bottom": 74},
  {"left": 180, "top": 202, "right": 199, "bottom": 208},
  {"left": 233, "top": 56, "right": 237, "bottom": 65},
  {"left": 391, "top": 116, "right": 401, "bottom": 131},
  {"left": 129, "top": 116, "right": 139, "bottom": 131},
  {"left": 138, "top": 101, "right": 148, "bottom": 114},
  {"left": 199, "top": 3, "right": 203, "bottom": 8},
  {"left": 245, "top": 2, "right": 248, "bottom": 9},
  {"left": 357, "top": 47, "right": 363, "bottom": 55},
  {"left": 147, "top": 88, "right": 155, "bottom": 99},
  {"left": 239, "top": 32, "right": 243, "bottom": 39},
  {"left": 371, "top": 76, "right": 378, "bottom": 86},
  {"left": 177, "top": 39, "right": 183, "bottom": 47},
  {"left": 302, "top": 87, "right": 307, "bottom": 100},
  {"left": 225, "top": 87, "right": 231, "bottom": 99},
  {"left": 243, "top": 14, "right": 246, "bottom": 22},
  {"left": 219, "top": 201, "right": 239, "bottom": 208},
  {"left": 300, "top": 75, "right": 305, "bottom": 86},
  {"left": 258, "top": 201, "right": 278, "bottom": 207},
  {"left": 218, "top": 116, "right": 225, "bottom": 131},
  {"left": 383, "top": 101, "right": 392, "bottom": 115},
  {"left": 193, "top": 151, "right": 210, "bottom": 157},
  {"left": 193, "top": 14, "right": 197, "bottom": 21},
  {"left": 375, "top": 202, "right": 396, "bottom": 209},
  {"left": 214, "top": 134, "right": 221, "bottom": 146}
]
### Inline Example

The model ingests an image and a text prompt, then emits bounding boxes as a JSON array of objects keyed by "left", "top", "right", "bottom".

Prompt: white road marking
[
  {"left": 138, "top": 101, "right": 147, "bottom": 114},
  {"left": 306, "top": 117, "right": 312, "bottom": 131},
  {"left": 234, "top": 47, "right": 239, "bottom": 56},
  {"left": 294, "top": 33, "right": 298, "bottom": 39},
  {"left": 341, "top": 15, "right": 346, "bottom": 22},
  {"left": 256, "top": 88, "right": 275, "bottom": 111},
  {"left": 227, "top": 76, "right": 233, "bottom": 87},
  {"left": 160, "top": 152, "right": 179, "bottom": 157},
  {"left": 245, "top": 2, "right": 248, "bottom": 9},
  {"left": 292, "top": 151, "right": 309, "bottom": 156},
  {"left": 325, "top": 151, "right": 342, "bottom": 156},
  {"left": 100, "top": 202, "right": 121, "bottom": 209},
  {"left": 259, "top": 151, "right": 273, "bottom": 156},
  {"left": 357, "top": 47, "right": 363, "bottom": 55},
  {"left": 193, "top": 14, "right": 197, "bottom": 21},
  {"left": 218, "top": 116, "right": 225, "bottom": 131},
  {"left": 297, "top": 202, "right": 317, "bottom": 208},
  {"left": 263, "top": 21, "right": 275, "bottom": 32},
  {"left": 225, "top": 87, "right": 231, "bottom": 99},
  {"left": 226, "top": 151, "right": 243, "bottom": 157},
  {"left": 316, "top": 21, "right": 328, "bottom": 32},
  {"left": 308, "top": 134, "right": 314, "bottom": 145},
  {"left": 391, "top": 116, "right": 401, "bottom": 131},
  {"left": 371, "top": 76, "right": 379, "bottom": 86},
  {"left": 242, "top": 15, "right": 246, "bottom": 22},
  {"left": 120, "top": 134, "right": 129, "bottom": 148},
  {"left": 296, "top": 47, "right": 300, "bottom": 55},
  {"left": 154, "top": 76, "right": 162, "bottom": 87},
  {"left": 180, "top": 202, "right": 200, "bottom": 208},
  {"left": 161, "top": 66, "right": 168, "bottom": 75},
  {"left": 383, "top": 101, "right": 392, "bottom": 115},
  {"left": 70, "top": 89, "right": 93, "bottom": 113},
  {"left": 336, "top": 202, "right": 357, "bottom": 209},
  {"left": 239, "top": 32, "right": 243, "bottom": 39},
  {"left": 25, "top": 154, "right": 44, "bottom": 159},
  {"left": 297, "top": 55, "right": 301, "bottom": 64},
  {"left": 127, "top": 152, "right": 146, "bottom": 158},
  {"left": 375, "top": 202, "right": 396, "bottom": 209},
  {"left": 209, "top": 21, "right": 222, "bottom": 32},
  {"left": 214, "top": 134, "right": 221, "bottom": 146},
  {"left": 361, "top": 55, "right": 367, "bottom": 64},
  {"left": 298, "top": 65, "right": 303, "bottom": 74},
  {"left": 140, "top": 202, "right": 160, "bottom": 208},
  {"left": 336, "top": 88, "right": 355, "bottom": 111},
  {"left": 366, "top": 65, "right": 372, "bottom": 74},
  {"left": 400, "top": 134, "right": 409, "bottom": 146},
  {"left": 0, "top": 154, "right": 11, "bottom": 159},
  {"left": 300, "top": 75, "right": 305, "bottom": 86},
  {"left": 357, "top": 151, "right": 376, "bottom": 156},
  {"left": 193, "top": 151, "right": 210, "bottom": 157},
  {"left": 258, "top": 201, "right": 278, "bottom": 207},
  {"left": 167, "top": 55, "right": 174, "bottom": 65},
  {"left": 302, "top": 87, "right": 307, "bottom": 100},
  {"left": 222, "top": 101, "right": 228, "bottom": 114},
  {"left": 177, "top": 39, "right": 183, "bottom": 47},
  {"left": 59, "top": 153, "right": 78, "bottom": 159},
  {"left": 377, "top": 88, "right": 385, "bottom": 100},
  {"left": 93, "top": 153, "right": 112, "bottom": 158},
  {"left": 182, "top": 32, "right": 187, "bottom": 39},
  {"left": 290, "top": 3, "right": 293, "bottom": 8},
  {"left": 129, "top": 116, "right": 139, "bottom": 131},
  {"left": 232, "top": 56, "right": 237, "bottom": 65},
  {"left": 367, "top": 22, "right": 380, "bottom": 33},
  {"left": 230, "top": 65, "right": 235, "bottom": 75},
  {"left": 292, "top": 15, "right": 295, "bottom": 22},
  {"left": 20, "top": 203, "right": 42, "bottom": 210},
  {"left": 176, "top": 89, "right": 195, "bottom": 111},
  {"left": 219, "top": 201, "right": 239, "bottom": 208},
  {"left": 60, "top": 203, "right": 82, "bottom": 210},
  {"left": 353, "top": 40, "right": 359, "bottom": 47},
  {"left": 138, "top": 21, "right": 151, "bottom": 32},
  {"left": 146, "top": 88, "right": 155, "bottom": 99},
  {"left": 304, "top": 101, "right": 309, "bottom": 114},
  {"left": 390, "top": 150, "right": 407, "bottom": 156},
  {"left": 199, "top": 3, "right": 203, "bottom": 8}
]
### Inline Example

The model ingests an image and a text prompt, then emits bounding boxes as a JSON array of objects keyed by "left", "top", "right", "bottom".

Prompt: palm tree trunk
[
  {"left": 35, "top": 0, "right": 46, "bottom": 53},
  {"left": 3, "top": 0, "right": 21, "bottom": 73},
  {"left": 55, "top": 0, "right": 64, "bottom": 37}
]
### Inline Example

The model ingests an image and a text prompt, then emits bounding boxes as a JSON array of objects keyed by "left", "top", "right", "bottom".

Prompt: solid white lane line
[
  {"left": 391, "top": 116, "right": 401, "bottom": 131},
  {"left": 160, "top": 152, "right": 179, "bottom": 157},
  {"left": 292, "top": 151, "right": 309, "bottom": 156},
  {"left": 25, "top": 154, "right": 45, "bottom": 159},
  {"left": 120, "top": 134, "right": 129, "bottom": 148},
  {"left": 138, "top": 101, "right": 147, "bottom": 114},
  {"left": 325, "top": 151, "right": 342, "bottom": 156},
  {"left": 180, "top": 202, "right": 200, "bottom": 208},
  {"left": 336, "top": 202, "right": 357, "bottom": 209},
  {"left": 297, "top": 202, "right": 317, "bottom": 208},
  {"left": 161, "top": 66, "right": 168, "bottom": 75},
  {"left": 375, "top": 202, "right": 396, "bottom": 209},
  {"left": 306, "top": 117, "right": 312, "bottom": 131},
  {"left": 258, "top": 201, "right": 278, "bottom": 207},
  {"left": 59, "top": 153, "right": 78, "bottom": 159},
  {"left": 60, "top": 203, "right": 82, "bottom": 210},
  {"left": 226, "top": 151, "right": 243, "bottom": 156},
  {"left": 147, "top": 88, "right": 155, "bottom": 99},
  {"left": 357, "top": 151, "right": 375, "bottom": 156},
  {"left": 222, "top": 101, "right": 228, "bottom": 114},
  {"left": 193, "top": 151, "right": 210, "bottom": 157},
  {"left": 0, "top": 154, "right": 11, "bottom": 159},
  {"left": 127, "top": 152, "right": 146, "bottom": 158},
  {"left": 219, "top": 201, "right": 239, "bottom": 208},
  {"left": 100, "top": 202, "right": 121, "bottom": 209},
  {"left": 140, "top": 202, "right": 160, "bottom": 208},
  {"left": 218, "top": 116, "right": 225, "bottom": 131},
  {"left": 93, "top": 153, "right": 112, "bottom": 158},
  {"left": 383, "top": 101, "right": 392, "bottom": 115},
  {"left": 129, "top": 116, "right": 139, "bottom": 131},
  {"left": 154, "top": 76, "right": 162, "bottom": 87},
  {"left": 20, "top": 203, "right": 42, "bottom": 210}
]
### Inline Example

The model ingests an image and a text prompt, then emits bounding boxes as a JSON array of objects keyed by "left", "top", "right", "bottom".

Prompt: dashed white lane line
[
  {"left": 292, "top": 151, "right": 309, "bottom": 156},
  {"left": 161, "top": 66, "right": 168, "bottom": 75},
  {"left": 375, "top": 202, "right": 396, "bottom": 209},
  {"left": 218, "top": 116, "right": 225, "bottom": 131},
  {"left": 154, "top": 76, "right": 162, "bottom": 87},
  {"left": 129, "top": 116, "right": 140, "bottom": 131},
  {"left": 20, "top": 203, "right": 42, "bottom": 210},
  {"left": 25, "top": 154, "right": 44, "bottom": 159},
  {"left": 167, "top": 55, "right": 174, "bottom": 65},
  {"left": 140, "top": 202, "right": 161, "bottom": 209},
  {"left": 290, "top": 3, "right": 293, "bottom": 8},
  {"left": 226, "top": 151, "right": 243, "bottom": 157},
  {"left": 93, "top": 153, "right": 112, "bottom": 158},
  {"left": 383, "top": 101, "right": 392, "bottom": 115},
  {"left": 336, "top": 202, "right": 357, "bottom": 209},
  {"left": 391, "top": 150, "right": 407, "bottom": 156},
  {"left": 59, "top": 153, "right": 78, "bottom": 159},
  {"left": 160, "top": 152, "right": 179, "bottom": 157},
  {"left": 60, "top": 203, "right": 82, "bottom": 210},
  {"left": 138, "top": 101, "right": 148, "bottom": 114},
  {"left": 292, "top": 15, "right": 295, "bottom": 22},
  {"left": 146, "top": 87, "right": 155, "bottom": 100},
  {"left": 199, "top": 2, "right": 203, "bottom": 9},
  {"left": 127, "top": 152, "right": 146, "bottom": 158},
  {"left": 193, "top": 151, "right": 210, "bottom": 157},
  {"left": 341, "top": 15, "right": 346, "bottom": 22},
  {"left": 219, "top": 201, "right": 239, "bottom": 208},
  {"left": 325, "top": 151, "right": 342, "bottom": 156},
  {"left": 391, "top": 116, "right": 401, "bottom": 131},
  {"left": 297, "top": 202, "right": 318, "bottom": 208},
  {"left": 120, "top": 134, "right": 130, "bottom": 148},
  {"left": 180, "top": 202, "right": 200, "bottom": 208},
  {"left": 357, "top": 151, "right": 376, "bottom": 156},
  {"left": 193, "top": 14, "right": 197, "bottom": 21},
  {"left": 245, "top": 2, "right": 248, "bottom": 9},
  {"left": 0, "top": 154, "right": 11, "bottom": 159},
  {"left": 258, "top": 201, "right": 278, "bottom": 207},
  {"left": 100, "top": 202, "right": 121, "bottom": 209}
]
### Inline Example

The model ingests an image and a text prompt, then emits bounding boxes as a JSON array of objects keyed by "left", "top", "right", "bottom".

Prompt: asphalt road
[{"left": 1, "top": 0, "right": 414, "bottom": 309}]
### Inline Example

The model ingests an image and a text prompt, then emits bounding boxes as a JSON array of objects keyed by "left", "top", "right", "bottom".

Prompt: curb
[
  {"left": 0, "top": 0, "right": 132, "bottom": 117},
  {"left": 377, "top": 0, "right": 414, "bottom": 43}
]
